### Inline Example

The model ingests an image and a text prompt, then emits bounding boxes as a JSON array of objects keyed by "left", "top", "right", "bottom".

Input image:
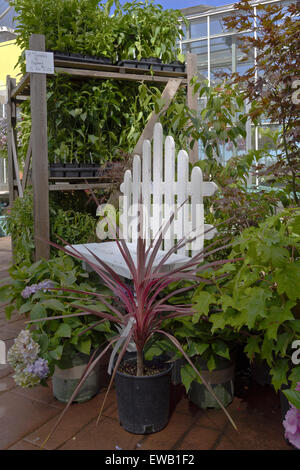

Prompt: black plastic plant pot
[
  {"left": 49, "top": 163, "right": 65, "bottom": 177},
  {"left": 251, "top": 359, "right": 272, "bottom": 386},
  {"left": 83, "top": 54, "right": 112, "bottom": 65},
  {"left": 118, "top": 59, "right": 139, "bottom": 69},
  {"left": 115, "top": 359, "right": 173, "bottom": 434},
  {"left": 137, "top": 57, "right": 162, "bottom": 71},
  {"left": 118, "top": 58, "right": 162, "bottom": 71},
  {"left": 162, "top": 61, "right": 186, "bottom": 73},
  {"left": 52, "top": 51, "right": 112, "bottom": 65},
  {"left": 64, "top": 163, "right": 80, "bottom": 177},
  {"left": 79, "top": 163, "right": 95, "bottom": 177}
]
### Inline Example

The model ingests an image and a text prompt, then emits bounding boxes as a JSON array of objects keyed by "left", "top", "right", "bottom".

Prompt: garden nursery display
[{"left": 0, "top": 0, "right": 299, "bottom": 451}]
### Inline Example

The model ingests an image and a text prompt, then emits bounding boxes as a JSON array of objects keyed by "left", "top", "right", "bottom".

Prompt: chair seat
[{"left": 67, "top": 241, "right": 190, "bottom": 279}]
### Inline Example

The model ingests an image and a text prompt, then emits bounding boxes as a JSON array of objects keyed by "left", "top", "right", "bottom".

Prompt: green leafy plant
[
  {"left": 11, "top": 0, "right": 185, "bottom": 165},
  {"left": 25, "top": 207, "right": 242, "bottom": 447},
  {"left": 0, "top": 255, "right": 114, "bottom": 375},
  {"left": 223, "top": 0, "right": 300, "bottom": 205},
  {"left": 192, "top": 207, "right": 300, "bottom": 393},
  {"left": 4, "top": 188, "right": 98, "bottom": 264}
]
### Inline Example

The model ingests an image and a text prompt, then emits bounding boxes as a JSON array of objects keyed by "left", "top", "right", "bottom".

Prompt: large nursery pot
[
  {"left": 52, "top": 350, "right": 101, "bottom": 403},
  {"left": 250, "top": 358, "right": 272, "bottom": 386},
  {"left": 115, "top": 357, "right": 173, "bottom": 434},
  {"left": 188, "top": 356, "right": 235, "bottom": 409}
]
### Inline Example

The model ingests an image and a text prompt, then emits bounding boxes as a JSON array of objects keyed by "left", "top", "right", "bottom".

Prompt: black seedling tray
[
  {"left": 118, "top": 58, "right": 163, "bottom": 71},
  {"left": 52, "top": 51, "right": 112, "bottom": 65},
  {"left": 49, "top": 163, "right": 101, "bottom": 178},
  {"left": 118, "top": 58, "right": 185, "bottom": 73}
]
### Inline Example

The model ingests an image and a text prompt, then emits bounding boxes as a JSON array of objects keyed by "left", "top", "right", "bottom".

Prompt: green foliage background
[{"left": 10, "top": 0, "right": 185, "bottom": 164}]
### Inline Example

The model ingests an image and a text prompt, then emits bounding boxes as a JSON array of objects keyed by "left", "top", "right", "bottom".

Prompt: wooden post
[
  {"left": 6, "top": 76, "right": 17, "bottom": 207},
  {"left": 186, "top": 53, "right": 199, "bottom": 164},
  {"left": 29, "top": 34, "right": 50, "bottom": 260}
]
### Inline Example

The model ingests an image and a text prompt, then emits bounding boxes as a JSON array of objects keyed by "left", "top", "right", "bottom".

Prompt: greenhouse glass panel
[{"left": 190, "top": 18, "right": 207, "bottom": 39}]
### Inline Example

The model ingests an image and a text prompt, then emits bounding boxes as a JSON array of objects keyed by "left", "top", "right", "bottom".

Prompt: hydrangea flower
[
  {"left": 7, "top": 329, "right": 40, "bottom": 368},
  {"left": 283, "top": 382, "right": 300, "bottom": 449},
  {"left": 25, "top": 358, "right": 49, "bottom": 380},
  {"left": 13, "top": 365, "right": 41, "bottom": 388},
  {"left": 7, "top": 330, "right": 49, "bottom": 388},
  {"left": 21, "top": 280, "right": 55, "bottom": 299}
]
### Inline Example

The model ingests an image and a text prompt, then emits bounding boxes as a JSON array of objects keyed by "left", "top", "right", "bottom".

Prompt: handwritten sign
[{"left": 25, "top": 50, "right": 54, "bottom": 74}]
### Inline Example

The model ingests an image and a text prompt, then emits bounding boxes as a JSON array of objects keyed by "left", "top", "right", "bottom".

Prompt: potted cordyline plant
[{"left": 29, "top": 207, "right": 240, "bottom": 442}]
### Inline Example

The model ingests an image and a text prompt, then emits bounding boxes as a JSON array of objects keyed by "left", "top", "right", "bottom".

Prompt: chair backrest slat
[{"left": 119, "top": 122, "right": 218, "bottom": 257}]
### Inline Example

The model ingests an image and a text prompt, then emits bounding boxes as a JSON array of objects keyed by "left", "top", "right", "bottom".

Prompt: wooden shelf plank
[
  {"left": 55, "top": 66, "right": 187, "bottom": 85},
  {"left": 49, "top": 182, "right": 112, "bottom": 191},
  {"left": 11, "top": 62, "right": 187, "bottom": 99},
  {"left": 10, "top": 74, "right": 30, "bottom": 99},
  {"left": 53, "top": 58, "right": 187, "bottom": 79}
]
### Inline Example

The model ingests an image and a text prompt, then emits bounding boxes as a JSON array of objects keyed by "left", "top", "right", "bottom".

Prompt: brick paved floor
[{"left": 0, "top": 237, "right": 292, "bottom": 451}]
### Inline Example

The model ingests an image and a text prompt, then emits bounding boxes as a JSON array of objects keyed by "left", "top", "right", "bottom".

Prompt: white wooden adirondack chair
[{"left": 69, "top": 123, "right": 218, "bottom": 278}]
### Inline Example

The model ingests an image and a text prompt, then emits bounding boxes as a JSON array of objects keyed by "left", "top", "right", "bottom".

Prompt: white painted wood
[
  {"left": 191, "top": 166, "right": 204, "bottom": 254},
  {"left": 177, "top": 150, "right": 189, "bottom": 256},
  {"left": 120, "top": 180, "right": 218, "bottom": 198},
  {"left": 119, "top": 122, "right": 218, "bottom": 258},
  {"left": 72, "top": 122, "right": 218, "bottom": 278},
  {"left": 68, "top": 242, "right": 190, "bottom": 280},
  {"left": 152, "top": 123, "right": 163, "bottom": 243},
  {"left": 164, "top": 135, "right": 175, "bottom": 252},
  {"left": 132, "top": 154, "right": 141, "bottom": 242},
  {"left": 142, "top": 139, "right": 151, "bottom": 245},
  {"left": 120, "top": 169, "right": 132, "bottom": 241}
]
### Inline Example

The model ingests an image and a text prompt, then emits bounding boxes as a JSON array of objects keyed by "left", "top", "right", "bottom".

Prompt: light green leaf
[
  {"left": 210, "top": 312, "right": 227, "bottom": 333},
  {"left": 261, "top": 337, "right": 274, "bottom": 366},
  {"left": 180, "top": 363, "right": 196, "bottom": 393},
  {"left": 275, "top": 262, "right": 300, "bottom": 300},
  {"left": 207, "top": 354, "right": 216, "bottom": 371},
  {"left": 270, "top": 359, "right": 289, "bottom": 391},
  {"left": 41, "top": 299, "right": 65, "bottom": 312},
  {"left": 282, "top": 389, "right": 300, "bottom": 410},
  {"left": 55, "top": 323, "right": 72, "bottom": 338},
  {"left": 49, "top": 345, "right": 63, "bottom": 361},
  {"left": 19, "top": 302, "right": 33, "bottom": 314},
  {"left": 212, "top": 340, "right": 230, "bottom": 360},
  {"left": 0, "top": 285, "right": 12, "bottom": 302},
  {"left": 30, "top": 304, "right": 47, "bottom": 321},
  {"left": 288, "top": 366, "right": 300, "bottom": 389},
  {"left": 239, "top": 287, "right": 271, "bottom": 329},
  {"left": 244, "top": 336, "right": 261, "bottom": 360},
  {"left": 77, "top": 338, "right": 91, "bottom": 355}
]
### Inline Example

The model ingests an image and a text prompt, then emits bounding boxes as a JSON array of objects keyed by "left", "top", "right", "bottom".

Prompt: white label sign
[{"left": 25, "top": 50, "right": 54, "bottom": 74}]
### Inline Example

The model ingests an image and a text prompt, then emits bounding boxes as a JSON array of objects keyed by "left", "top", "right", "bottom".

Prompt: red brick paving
[{"left": 0, "top": 237, "right": 292, "bottom": 451}]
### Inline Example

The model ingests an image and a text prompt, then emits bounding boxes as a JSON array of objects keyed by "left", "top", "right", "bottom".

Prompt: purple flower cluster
[
  {"left": 7, "top": 330, "right": 50, "bottom": 388},
  {"left": 21, "top": 280, "right": 55, "bottom": 299},
  {"left": 283, "top": 382, "right": 300, "bottom": 449},
  {"left": 25, "top": 357, "right": 49, "bottom": 380}
]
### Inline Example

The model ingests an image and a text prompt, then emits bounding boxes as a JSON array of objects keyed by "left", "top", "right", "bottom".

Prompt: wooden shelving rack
[{"left": 6, "top": 34, "right": 198, "bottom": 261}]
